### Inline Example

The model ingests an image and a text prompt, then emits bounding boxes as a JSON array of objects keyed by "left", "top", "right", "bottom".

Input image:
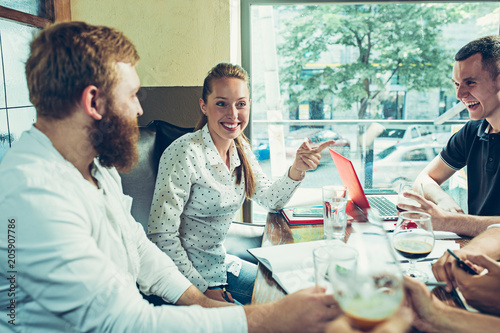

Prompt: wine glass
[
  {"left": 397, "top": 183, "right": 424, "bottom": 212},
  {"left": 328, "top": 227, "right": 404, "bottom": 331},
  {"left": 392, "top": 211, "right": 434, "bottom": 282}
]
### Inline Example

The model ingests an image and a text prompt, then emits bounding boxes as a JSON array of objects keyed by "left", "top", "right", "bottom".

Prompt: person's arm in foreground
[
  {"left": 432, "top": 227, "right": 500, "bottom": 291},
  {"left": 404, "top": 276, "right": 500, "bottom": 333},
  {"left": 451, "top": 253, "right": 500, "bottom": 316},
  {"left": 0, "top": 186, "right": 242, "bottom": 332},
  {"left": 244, "top": 286, "right": 339, "bottom": 333}
]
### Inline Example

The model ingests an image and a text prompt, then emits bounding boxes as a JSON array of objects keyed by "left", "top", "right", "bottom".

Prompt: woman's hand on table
[
  {"left": 204, "top": 288, "right": 234, "bottom": 303},
  {"left": 289, "top": 140, "right": 335, "bottom": 181}
]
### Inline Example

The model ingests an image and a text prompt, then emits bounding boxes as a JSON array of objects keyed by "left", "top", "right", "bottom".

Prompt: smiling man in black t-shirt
[
  {"left": 399, "top": 35, "right": 500, "bottom": 238},
  {"left": 402, "top": 36, "right": 500, "bottom": 317}
]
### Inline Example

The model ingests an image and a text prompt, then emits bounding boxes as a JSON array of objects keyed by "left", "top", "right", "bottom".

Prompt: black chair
[{"left": 120, "top": 120, "right": 263, "bottom": 264}]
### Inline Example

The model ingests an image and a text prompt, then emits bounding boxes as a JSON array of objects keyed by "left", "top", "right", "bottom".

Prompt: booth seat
[{"left": 120, "top": 120, "right": 263, "bottom": 264}]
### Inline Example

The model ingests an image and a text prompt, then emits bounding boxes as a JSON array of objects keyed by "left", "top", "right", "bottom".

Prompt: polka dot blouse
[{"left": 147, "top": 125, "right": 302, "bottom": 292}]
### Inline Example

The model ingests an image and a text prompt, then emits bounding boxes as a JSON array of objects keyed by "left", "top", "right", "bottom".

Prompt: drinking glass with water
[{"left": 322, "top": 185, "right": 348, "bottom": 241}]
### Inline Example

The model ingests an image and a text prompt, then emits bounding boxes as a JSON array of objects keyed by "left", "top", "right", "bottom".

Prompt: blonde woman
[{"left": 148, "top": 63, "right": 332, "bottom": 304}]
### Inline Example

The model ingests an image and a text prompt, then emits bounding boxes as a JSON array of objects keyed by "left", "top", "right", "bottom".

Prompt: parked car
[
  {"left": 370, "top": 140, "right": 443, "bottom": 190},
  {"left": 285, "top": 128, "right": 351, "bottom": 166},
  {"left": 374, "top": 125, "right": 427, "bottom": 154}
]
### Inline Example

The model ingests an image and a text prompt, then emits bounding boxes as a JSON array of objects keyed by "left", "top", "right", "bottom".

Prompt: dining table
[{"left": 250, "top": 207, "right": 471, "bottom": 331}]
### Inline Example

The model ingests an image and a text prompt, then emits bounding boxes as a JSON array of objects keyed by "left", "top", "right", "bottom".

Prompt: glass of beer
[
  {"left": 329, "top": 229, "right": 403, "bottom": 331},
  {"left": 392, "top": 211, "right": 434, "bottom": 282}
]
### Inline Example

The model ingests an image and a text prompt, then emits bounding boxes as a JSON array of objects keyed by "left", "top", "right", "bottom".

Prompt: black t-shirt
[{"left": 440, "top": 119, "right": 500, "bottom": 216}]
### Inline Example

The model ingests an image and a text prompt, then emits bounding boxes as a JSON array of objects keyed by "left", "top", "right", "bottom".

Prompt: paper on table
[{"left": 248, "top": 240, "right": 328, "bottom": 294}]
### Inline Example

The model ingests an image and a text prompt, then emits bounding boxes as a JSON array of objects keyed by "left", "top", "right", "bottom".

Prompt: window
[
  {"left": 0, "top": 1, "right": 70, "bottom": 160},
  {"left": 242, "top": 1, "right": 499, "bottom": 221}
]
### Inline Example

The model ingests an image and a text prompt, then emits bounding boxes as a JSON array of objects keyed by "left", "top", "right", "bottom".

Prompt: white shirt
[
  {"left": 148, "top": 125, "right": 301, "bottom": 291},
  {"left": 0, "top": 126, "right": 247, "bottom": 333}
]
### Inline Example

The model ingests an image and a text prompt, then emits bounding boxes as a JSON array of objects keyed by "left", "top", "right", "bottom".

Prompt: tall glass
[
  {"left": 313, "top": 244, "right": 343, "bottom": 295},
  {"left": 329, "top": 228, "right": 403, "bottom": 331},
  {"left": 322, "top": 185, "right": 348, "bottom": 241},
  {"left": 392, "top": 211, "right": 435, "bottom": 282}
]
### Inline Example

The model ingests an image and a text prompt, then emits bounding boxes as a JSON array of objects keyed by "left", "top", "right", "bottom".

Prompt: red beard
[{"left": 89, "top": 100, "right": 139, "bottom": 173}]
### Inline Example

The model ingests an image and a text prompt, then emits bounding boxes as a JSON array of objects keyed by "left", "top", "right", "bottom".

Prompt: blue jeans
[{"left": 212, "top": 259, "right": 256, "bottom": 305}]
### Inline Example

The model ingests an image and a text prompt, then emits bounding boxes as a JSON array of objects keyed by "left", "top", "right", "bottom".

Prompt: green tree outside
[{"left": 276, "top": 3, "right": 496, "bottom": 124}]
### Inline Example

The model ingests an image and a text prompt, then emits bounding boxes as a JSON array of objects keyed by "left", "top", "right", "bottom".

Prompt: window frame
[{"left": 0, "top": 0, "right": 71, "bottom": 27}]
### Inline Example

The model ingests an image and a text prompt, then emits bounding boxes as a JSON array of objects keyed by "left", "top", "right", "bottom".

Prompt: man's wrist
[
  {"left": 244, "top": 302, "right": 276, "bottom": 333},
  {"left": 429, "top": 304, "right": 463, "bottom": 332}
]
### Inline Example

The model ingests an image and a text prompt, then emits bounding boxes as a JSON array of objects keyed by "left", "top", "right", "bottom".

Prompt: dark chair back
[{"left": 120, "top": 120, "right": 194, "bottom": 230}]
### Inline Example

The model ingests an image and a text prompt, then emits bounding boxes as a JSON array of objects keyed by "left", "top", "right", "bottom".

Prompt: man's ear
[
  {"left": 199, "top": 98, "right": 207, "bottom": 115},
  {"left": 82, "top": 85, "right": 103, "bottom": 120}
]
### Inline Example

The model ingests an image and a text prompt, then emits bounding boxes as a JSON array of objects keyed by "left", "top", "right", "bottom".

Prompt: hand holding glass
[
  {"left": 392, "top": 211, "right": 435, "bottom": 282},
  {"left": 397, "top": 183, "right": 424, "bottom": 212},
  {"left": 322, "top": 185, "right": 348, "bottom": 241},
  {"left": 328, "top": 236, "right": 403, "bottom": 331}
]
